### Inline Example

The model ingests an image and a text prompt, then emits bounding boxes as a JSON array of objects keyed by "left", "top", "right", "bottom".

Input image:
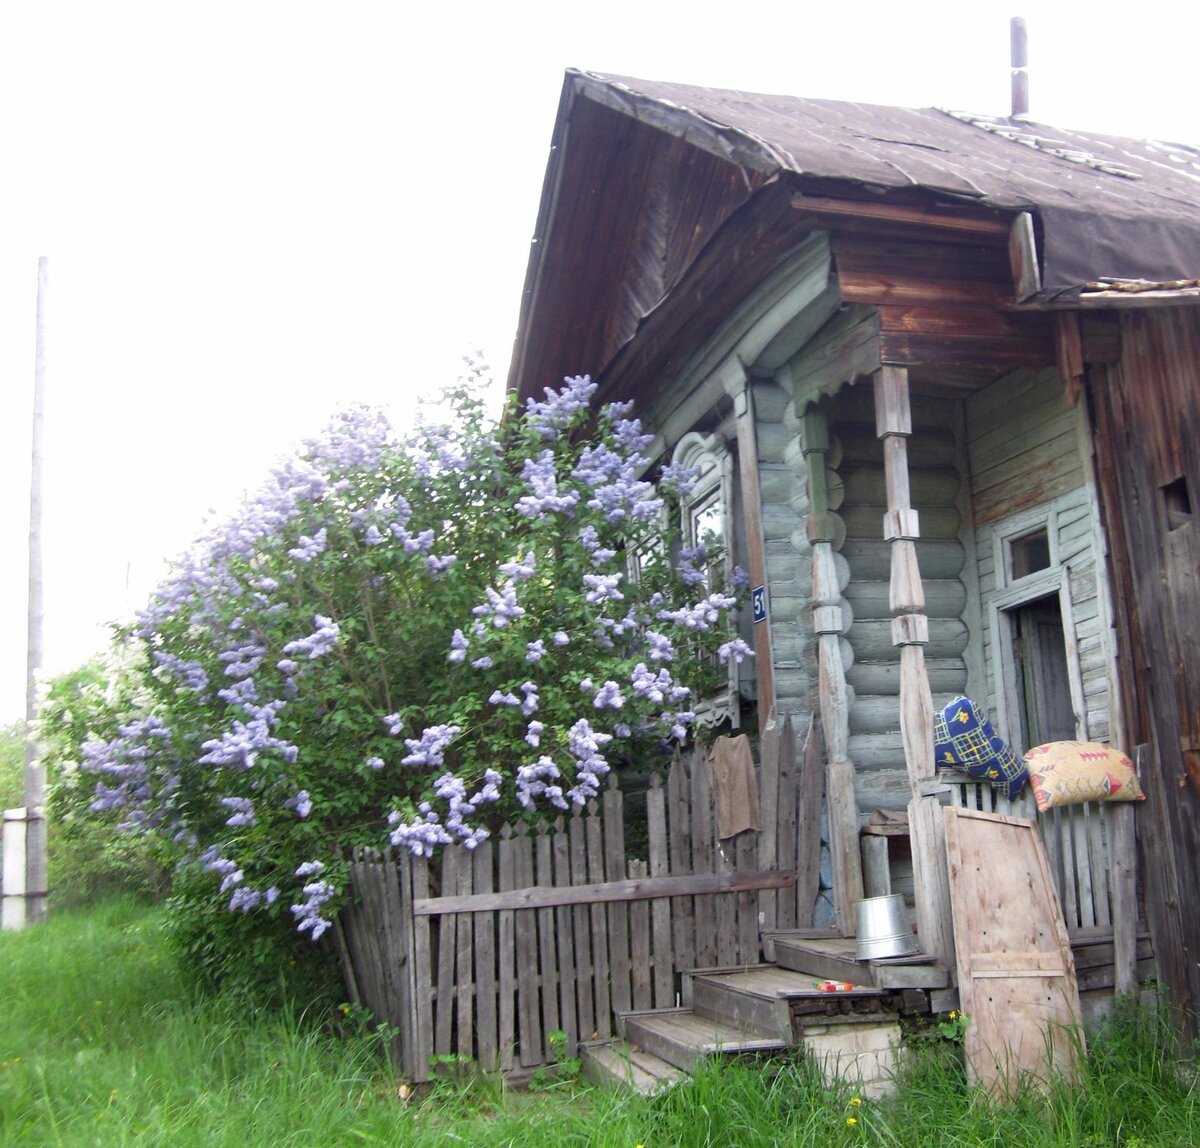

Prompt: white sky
[{"left": 2, "top": 1, "right": 1198, "bottom": 722}]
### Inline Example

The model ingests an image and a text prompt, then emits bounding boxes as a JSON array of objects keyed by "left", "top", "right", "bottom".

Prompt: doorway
[{"left": 1007, "top": 593, "right": 1077, "bottom": 751}]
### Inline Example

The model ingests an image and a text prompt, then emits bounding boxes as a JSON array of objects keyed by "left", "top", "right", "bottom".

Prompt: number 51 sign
[{"left": 752, "top": 585, "right": 767, "bottom": 624}]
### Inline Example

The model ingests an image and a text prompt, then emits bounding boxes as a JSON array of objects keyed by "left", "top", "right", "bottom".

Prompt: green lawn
[{"left": 0, "top": 899, "right": 1195, "bottom": 1146}]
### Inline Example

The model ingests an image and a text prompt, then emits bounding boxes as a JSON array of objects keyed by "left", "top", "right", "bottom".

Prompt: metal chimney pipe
[{"left": 1011, "top": 16, "right": 1030, "bottom": 119}]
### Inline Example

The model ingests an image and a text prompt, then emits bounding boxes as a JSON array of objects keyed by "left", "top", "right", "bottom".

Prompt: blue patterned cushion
[{"left": 933, "top": 696, "right": 1028, "bottom": 801}]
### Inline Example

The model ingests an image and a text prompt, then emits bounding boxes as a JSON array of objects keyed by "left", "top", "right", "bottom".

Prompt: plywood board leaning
[{"left": 944, "top": 806, "right": 1085, "bottom": 1098}]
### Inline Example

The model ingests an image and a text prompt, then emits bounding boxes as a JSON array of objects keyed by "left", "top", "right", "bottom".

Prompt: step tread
[
  {"left": 580, "top": 1039, "right": 685, "bottom": 1095},
  {"left": 693, "top": 966, "right": 884, "bottom": 998},
  {"left": 769, "top": 933, "right": 949, "bottom": 989},
  {"left": 625, "top": 1009, "right": 788, "bottom": 1054}
]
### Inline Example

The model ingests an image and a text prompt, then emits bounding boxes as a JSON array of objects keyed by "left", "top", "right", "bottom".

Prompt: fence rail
[{"left": 339, "top": 716, "right": 818, "bottom": 1080}]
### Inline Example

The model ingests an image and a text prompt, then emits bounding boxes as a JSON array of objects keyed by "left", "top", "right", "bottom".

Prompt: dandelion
[{"left": 846, "top": 1116, "right": 858, "bottom": 1127}]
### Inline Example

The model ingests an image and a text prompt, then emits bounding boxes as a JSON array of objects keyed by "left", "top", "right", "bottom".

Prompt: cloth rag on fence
[{"left": 709, "top": 734, "right": 763, "bottom": 839}]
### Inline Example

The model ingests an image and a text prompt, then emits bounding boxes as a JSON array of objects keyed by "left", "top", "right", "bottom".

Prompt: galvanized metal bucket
[{"left": 855, "top": 893, "right": 920, "bottom": 960}]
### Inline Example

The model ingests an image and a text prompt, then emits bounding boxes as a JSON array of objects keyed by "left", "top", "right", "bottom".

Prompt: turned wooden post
[
  {"left": 802, "top": 407, "right": 864, "bottom": 934},
  {"left": 874, "top": 366, "right": 955, "bottom": 965}
]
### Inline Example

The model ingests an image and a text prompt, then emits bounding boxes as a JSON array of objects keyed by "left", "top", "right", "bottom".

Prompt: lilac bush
[{"left": 76, "top": 373, "right": 747, "bottom": 956}]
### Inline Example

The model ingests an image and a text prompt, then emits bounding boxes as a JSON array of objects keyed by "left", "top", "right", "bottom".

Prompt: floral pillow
[
  {"left": 933, "top": 696, "right": 1028, "bottom": 801},
  {"left": 1023, "top": 741, "right": 1146, "bottom": 811}
]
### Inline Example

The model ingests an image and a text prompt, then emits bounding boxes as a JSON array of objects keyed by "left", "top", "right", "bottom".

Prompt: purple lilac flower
[
  {"left": 731, "top": 565, "right": 750, "bottom": 589},
  {"left": 295, "top": 860, "right": 324, "bottom": 877},
  {"left": 566, "top": 718, "right": 612, "bottom": 805},
  {"left": 614, "top": 723, "right": 632, "bottom": 738},
  {"left": 287, "top": 527, "right": 327, "bottom": 563},
  {"left": 472, "top": 583, "right": 526, "bottom": 628},
  {"left": 284, "top": 790, "right": 312, "bottom": 818},
  {"left": 291, "top": 878, "right": 335, "bottom": 940},
  {"left": 83, "top": 715, "right": 175, "bottom": 828},
  {"left": 471, "top": 656, "right": 493, "bottom": 670},
  {"left": 664, "top": 710, "right": 697, "bottom": 741},
  {"left": 520, "top": 682, "right": 539, "bottom": 716},
  {"left": 499, "top": 551, "right": 537, "bottom": 581},
  {"left": 151, "top": 650, "right": 209, "bottom": 695},
  {"left": 228, "top": 886, "right": 264, "bottom": 913},
  {"left": 282, "top": 615, "right": 340, "bottom": 660},
  {"left": 525, "top": 639, "right": 546, "bottom": 663},
  {"left": 718, "top": 638, "right": 755, "bottom": 665},
  {"left": 402, "top": 528, "right": 435, "bottom": 555},
  {"left": 577, "top": 525, "right": 618, "bottom": 566},
  {"left": 401, "top": 724, "right": 460, "bottom": 767},
  {"left": 426, "top": 554, "right": 457, "bottom": 575},
  {"left": 524, "top": 374, "right": 597, "bottom": 440},
  {"left": 630, "top": 663, "right": 675, "bottom": 705},
  {"left": 582, "top": 572, "right": 624, "bottom": 605},
  {"left": 220, "top": 795, "right": 256, "bottom": 827},
  {"left": 383, "top": 713, "right": 404, "bottom": 736},
  {"left": 646, "top": 630, "right": 675, "bottom": 661},
  {"left": 515, "top": 451, "right": 580, "bottom": 518},
  {"left": 516, "top": 755, "right": 567, "bottom": 810},
  {"left": 525, "top": 720, "right": 544, "bottom": 748},
  {"left": 219, "top": 641, "right": 266, "bottom": 678},
  {"left": 217, "top": 677, "right": 259, "bottom": 708},
  {"left": 657, "top": 592, "right": 737, "bottom": 631},
  {"left": 277, "top": 658, "right": 299, "bottom": 676},
  {"left": 658, "top": 461, "right": 698, "bottom": 498},
  {"left": 553, "top": 631, "right": 570, "bottom": 647},
  {"left": 388, "top": 807, "right": 453, "bottom": 857},
  {"left": 488, "top": 689, "right": 521, "bottom": 707},
  {"left": 365, "top": 755, "right": 384, "bottom": 770},
  {"left": 593, "top": 680, "right": 625, "bottom": 709},
  {"left": 448, "top": 629, "right": 469, "bottom": 662},
  {"left": 676, "top": 546, "right": 709, "bottom": 587},
  {"left": 198, "top": 700, "right": 295, "bottom": 770}
]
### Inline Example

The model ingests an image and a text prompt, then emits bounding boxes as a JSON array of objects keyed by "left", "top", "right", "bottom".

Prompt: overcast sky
[{"left": 2, "top": 1, "right": 1197, "bottom": 723}]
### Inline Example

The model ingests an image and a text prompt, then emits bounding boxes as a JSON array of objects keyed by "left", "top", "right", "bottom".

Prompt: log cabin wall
[
  {"left": 963, "top": 366, "right": 1113, "bottom": 750},
  {"left": 823, "top": 383, "right": 971, "bottom": 815},
  {"left": 755, "top": 377, "right": 814, "bottom": 718},
  {"left": 1088, "top": 306, "right": 1200, "bottom": 1043}
]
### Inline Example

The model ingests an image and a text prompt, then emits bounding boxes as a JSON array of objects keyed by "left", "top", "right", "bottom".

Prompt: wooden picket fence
[{"left": 336, "top": 716, "right": 823, "bottom": 1080}]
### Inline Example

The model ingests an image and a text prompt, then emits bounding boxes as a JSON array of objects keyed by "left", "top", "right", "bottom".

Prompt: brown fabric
[{"left": 709, "top": 734, "right": 763, "bottom": 839}]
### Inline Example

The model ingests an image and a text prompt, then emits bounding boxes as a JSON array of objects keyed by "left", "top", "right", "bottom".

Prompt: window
[{"left": 670, "top": 431, "right": 739, "bottom": 729}]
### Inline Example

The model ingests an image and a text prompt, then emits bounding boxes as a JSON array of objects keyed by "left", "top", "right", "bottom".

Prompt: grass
[{"left": 0, "top": 899, "right": 1196, "bottom": 1145}]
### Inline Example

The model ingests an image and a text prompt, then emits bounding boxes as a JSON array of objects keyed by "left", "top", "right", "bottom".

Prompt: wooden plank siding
[
  {"left": 963, "top": 366, "right": 1112, "bottom": 750},
  {"left": 1088, "top": 307, "right": 1200, "bottom": 1044}
]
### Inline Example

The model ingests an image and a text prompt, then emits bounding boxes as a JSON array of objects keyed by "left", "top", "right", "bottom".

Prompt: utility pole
[{"left": 24, "top": 256, "right": 49, "bottom": 924}]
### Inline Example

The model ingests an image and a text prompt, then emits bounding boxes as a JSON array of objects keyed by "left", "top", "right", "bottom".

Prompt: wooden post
[
  {"left": 728, "top": 373, "right": 776, "bottom": 733},
  {"left": 875, "top": 365, "right": 954, "bottom": 965},
  {"left": 802, "top": 407, "right": 864, "bottom": 934},
  {"left": 24, "top": 256, "right": 49, "bottom": 925}
]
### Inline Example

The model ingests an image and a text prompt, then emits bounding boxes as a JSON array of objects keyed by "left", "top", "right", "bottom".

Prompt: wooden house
[{"left": 506, "top": 71, "right": 1200, "bottom": 1043}]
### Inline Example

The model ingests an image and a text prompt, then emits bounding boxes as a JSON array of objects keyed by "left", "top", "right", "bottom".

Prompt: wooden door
[{"left": 944, "top": 806, "right": 1084, "bottom": 1097}]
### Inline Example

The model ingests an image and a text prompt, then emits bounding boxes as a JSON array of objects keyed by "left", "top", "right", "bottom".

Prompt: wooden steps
[{"left": 582, "top": 961, "right": 900, "bottom": 1093}]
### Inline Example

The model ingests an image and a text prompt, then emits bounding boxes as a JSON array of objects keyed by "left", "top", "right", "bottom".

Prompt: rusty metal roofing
[{"left": 576, "top": 70, "right": 1200, "bottom": 296}]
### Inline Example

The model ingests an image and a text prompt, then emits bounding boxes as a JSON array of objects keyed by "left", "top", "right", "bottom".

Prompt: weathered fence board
[{"left": 342, "top": 723, "right": 814, "bottom": 1080}]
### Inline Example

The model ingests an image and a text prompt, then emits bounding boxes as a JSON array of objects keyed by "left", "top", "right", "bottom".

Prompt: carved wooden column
[
  {"left": 874, "top": 365, "right": 954, "bottom": 965},
  {"left": 802, "top": 406, "right": 864, "bottom": 934}
]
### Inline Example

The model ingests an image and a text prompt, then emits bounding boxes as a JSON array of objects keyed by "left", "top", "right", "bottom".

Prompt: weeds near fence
[{"left": 0, "top": 898, "right": 1196, "bottom": 1146}]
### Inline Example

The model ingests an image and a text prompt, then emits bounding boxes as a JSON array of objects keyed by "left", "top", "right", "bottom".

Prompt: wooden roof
[{"left": 509, "top": 70, "right": 1200, "bottom": 402}]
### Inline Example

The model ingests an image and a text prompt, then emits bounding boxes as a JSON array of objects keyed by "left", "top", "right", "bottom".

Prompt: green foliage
[
  {"left": 2, "top": 900, "right": 1198, "bottom": 1146},
  {"left": 62, "top": 371, "right": 747, "bottom": 999},
  {"left": 0, "top": 722, "right": 24, "bottom": 809},
  {"left": 35, "top": 654, "right": 171, "bottom": 907}
]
